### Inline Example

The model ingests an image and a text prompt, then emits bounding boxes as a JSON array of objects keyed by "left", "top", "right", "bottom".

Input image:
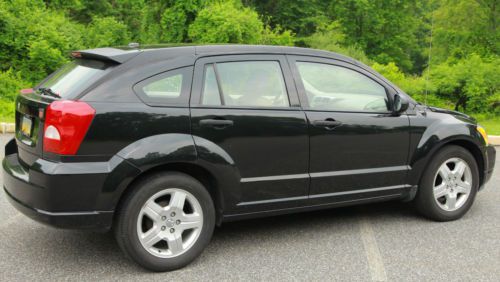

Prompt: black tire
[
  {"left": 414, "top": 145, "right": 479, "bottom": 221},
  {"left": 114, "top": 171, "right": 215, "bottom": 272}
]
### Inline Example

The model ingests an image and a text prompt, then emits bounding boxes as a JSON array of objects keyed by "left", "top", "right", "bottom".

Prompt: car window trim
[
  {"left": 191, "top": 54, "right": 301, "bottom": 109},
  {"left": 286, "top": 55, "right": 395, "bottom": 113}
]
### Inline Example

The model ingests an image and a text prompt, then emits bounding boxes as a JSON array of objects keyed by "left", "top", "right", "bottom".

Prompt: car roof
[
  {"left": 76, "top": 44, "right": 415, "bottom": 103},
  {"left": 77, "top": 44, "right": 358, "bottom": 65}
]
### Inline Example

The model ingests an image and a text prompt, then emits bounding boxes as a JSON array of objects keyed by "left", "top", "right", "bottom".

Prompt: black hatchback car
[{"left": 2, "top": 45, "right": 496, "bottom": 271}]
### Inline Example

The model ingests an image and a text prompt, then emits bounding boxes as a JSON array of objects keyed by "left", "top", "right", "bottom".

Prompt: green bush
[
  {"left": 84, "top": 16, "right": 131, "bottom": 48},
  {"left": 0, "top": 69, "right": 29, "bottom": 122},
  {"left": 188, "top": 1, "right": 263, "bottom": 44},
  {"left": 0, "top": 69, "right": 29, "bottom": 102},
  {"left": 431, "top": 54, "right": 499, "bottom": 112},
  {"left": 0, "top": 99, "right": 15, "bottom": 122}
]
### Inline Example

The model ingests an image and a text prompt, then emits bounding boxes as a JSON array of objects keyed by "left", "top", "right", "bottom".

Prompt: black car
[{"left": 2, "top": 45, "right": 496, "bottom": 271}]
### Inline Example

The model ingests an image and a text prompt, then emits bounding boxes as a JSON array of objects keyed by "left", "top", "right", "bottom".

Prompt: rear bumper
[
  {"left": 4, "top": 187, "right": 113, "bottom": 230},
  {"left": 2, "top": 138, "right": 140, "bottom": 230}
]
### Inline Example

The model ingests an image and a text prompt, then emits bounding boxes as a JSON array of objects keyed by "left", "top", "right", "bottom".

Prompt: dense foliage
[{"left": 0, "top": 0, "right": 498, "bottom": 122}]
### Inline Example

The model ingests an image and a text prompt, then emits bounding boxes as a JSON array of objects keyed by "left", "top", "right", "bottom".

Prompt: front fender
[{"left": 407, "top": 111, "right": 484, "bottom": 187}]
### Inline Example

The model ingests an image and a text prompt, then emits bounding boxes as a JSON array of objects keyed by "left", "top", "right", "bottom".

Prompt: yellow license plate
[{"left": 21, "top": 116, "right": 33, "bottom": 137}]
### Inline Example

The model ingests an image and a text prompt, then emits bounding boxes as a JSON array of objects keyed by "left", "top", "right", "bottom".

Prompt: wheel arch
[
  {"left": 408, "top": 136, "right": 485, "bottom": 201},
  {"left": 113, "top": 161, "right": 225, "bottom": 226}
]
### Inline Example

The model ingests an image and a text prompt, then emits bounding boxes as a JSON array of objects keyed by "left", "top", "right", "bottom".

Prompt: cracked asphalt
[{"left": 1, "top": 133, "right": 499, "bottom": 281}]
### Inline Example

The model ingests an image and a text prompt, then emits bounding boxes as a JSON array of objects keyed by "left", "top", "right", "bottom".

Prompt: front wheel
[
  {"left": 414, "top": 145, "right": 479, "bottom": 221},
  {"left": 114, "top": 172, "right": 215, "bottom": 271}
]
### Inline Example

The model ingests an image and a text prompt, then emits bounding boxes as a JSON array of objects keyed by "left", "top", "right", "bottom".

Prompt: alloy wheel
[
  {"left": 433, "top": 158, "right": 472, "bottom": 212},
  {"left": 136, "top": 188, "right": 203, "bottom": 258}
]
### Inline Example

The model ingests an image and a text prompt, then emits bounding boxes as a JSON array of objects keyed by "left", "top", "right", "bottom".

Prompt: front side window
[
  {"left": 296, "top": 62, "right": 389, "bottom": 112},
  {"left": 201, "top": 61, "right": 289, "bottom": 108}
]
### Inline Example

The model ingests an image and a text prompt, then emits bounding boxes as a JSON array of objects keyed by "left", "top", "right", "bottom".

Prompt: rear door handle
[
  {"left": 199, "top": 119, "right": 234, "bottom": 128},
  {"left": 312, "top": 119, "right": 342, "bottom": 129}
]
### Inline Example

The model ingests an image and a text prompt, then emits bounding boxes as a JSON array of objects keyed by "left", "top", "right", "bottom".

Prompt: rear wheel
[
  {"left": 414, "top": 145, "right": 479, "bottom": 221},
  {"left": 114, "top": 172, "right": 215, "bottom": 271}
]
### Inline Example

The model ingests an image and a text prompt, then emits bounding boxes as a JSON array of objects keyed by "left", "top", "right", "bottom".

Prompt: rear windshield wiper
[{"left": 38, "top": 87, "right": 61, "bottom": 99}]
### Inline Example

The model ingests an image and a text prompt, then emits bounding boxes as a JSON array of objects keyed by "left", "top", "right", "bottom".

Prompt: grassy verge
[
  {"left": 474, "top": 115, "right": 500, "bottom": 136},
  {"left": 0, "top": 117, "right": 14, "bottom": 123}
]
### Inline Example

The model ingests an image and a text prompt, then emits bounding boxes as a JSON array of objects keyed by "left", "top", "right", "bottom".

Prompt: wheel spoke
[
  {"left": 445, "top": 193, "right": 457, "bottom": 210},
  {"left": 434, "top": 183, "right": 448, "bottom": 199},
  {"left": 454, "top": 161, "right": 467, "bottom": 178},
  {"left": 178, "top": 213, "right": 203, "bottom": 231},
  {"left": 141, "top": 226, "right": 163, "bottom": 247},
  {"left": 144, "top": 200, "right": 164, "bottom": 221},
  {"left": 455, "top": 180, "right": 471, "bottom": 194},
  {"left": 169, "top": 191, "right": 186, "bottom": 210},
  {"left": 438, "top": 164, "right": 452, "bottom": 180},
  {"left": 166, "top": 232, "right": 183, "bottom": 255}
]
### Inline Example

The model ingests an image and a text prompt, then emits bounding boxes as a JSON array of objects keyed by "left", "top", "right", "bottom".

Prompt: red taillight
[{"left": 43, "top": 101, "right": 95, "bottom": 155}]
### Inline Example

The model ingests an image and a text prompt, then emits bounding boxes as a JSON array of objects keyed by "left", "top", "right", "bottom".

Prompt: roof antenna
[{"left": 424, "top": 11, "right": 434, "bottom": 106}]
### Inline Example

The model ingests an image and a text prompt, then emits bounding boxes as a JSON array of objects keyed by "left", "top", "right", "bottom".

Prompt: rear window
[{"left": 37, "top": 59, "right": 114, "bottom": 99}]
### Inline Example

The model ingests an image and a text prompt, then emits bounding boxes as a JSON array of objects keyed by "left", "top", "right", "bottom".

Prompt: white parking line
[{"left": 359, "top": 217, "right": 387, "bottom": 282}]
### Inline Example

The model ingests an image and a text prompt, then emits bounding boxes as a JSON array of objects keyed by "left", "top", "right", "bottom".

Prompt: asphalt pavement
[{"left": 0, "top": 133, "right": 499, "bottom": 281}]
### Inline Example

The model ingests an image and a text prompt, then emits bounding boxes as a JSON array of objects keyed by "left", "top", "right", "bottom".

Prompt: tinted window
[
  {"left": 202, "top": 64, "right": 221, "bottom": 105},
  {"left": 297, "top": 62, "right": 389, "bottom": 112},
  {"left": 143, "top": 73, "right": 183, "bottom": 98},
  {"left": 134, "top": 67, "right": 193, "bottom": 105},
  {"left": 38, "top": 59, "right": 113, "bottom": 98},
  {"left": 202, "top": 61, "right": 289, "bottom": 107}
]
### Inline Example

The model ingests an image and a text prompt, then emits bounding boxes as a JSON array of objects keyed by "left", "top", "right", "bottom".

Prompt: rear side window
[
  {"left": 134, "top": 67, "right": 193, "bottom": 106},
  {"left": 296, "top": 62, "right": 389, "bottom": 112},
  {"left": 142, "top": 73, "right": 183, "bottom": 98},
  {"left": 38, "top": 59, "right": 114, "bottom": 98},
  {"left": 201, "top": 61, "right": 289, "bottom": 108}
]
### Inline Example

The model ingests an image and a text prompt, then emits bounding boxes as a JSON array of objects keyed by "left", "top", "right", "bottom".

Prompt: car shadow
[{"left": 13, "top": 200, "right": 422, "bottom": 276}]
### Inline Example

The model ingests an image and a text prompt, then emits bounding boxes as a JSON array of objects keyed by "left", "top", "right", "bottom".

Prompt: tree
[
  {"left": 431, "top": 54, "right": 499, "bottom": 112},
  {"left": 160, "top": 0, "right": 206, "bottom": 42},
  {"left": 188, "top": 1, "right": 263, "bottom": 44},
  {"left": 432, "top": 0, "right": 499, "bottom": 64},
  {"left": 327, "top": 0, "right": 428, "bottom": 73},
  {"left": 0, "top": 0, "right": 85, "bottom": 81},
  {"left": 245, "top": 0, "right": 328, "bottom": 37},
  {"left": 85, "top": 16, "right": 131, "bottom": 48}
]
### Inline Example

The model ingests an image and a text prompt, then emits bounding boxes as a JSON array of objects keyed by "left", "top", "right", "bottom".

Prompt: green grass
[
  {"left": 475, "top": 115, "right": 500, "bottom": 136},
  {"left": 0, "top": 117, "right": 14, "bottom": 123}
]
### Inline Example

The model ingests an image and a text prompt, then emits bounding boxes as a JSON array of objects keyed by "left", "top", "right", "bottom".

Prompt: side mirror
[{"left": 392, "top": 94, "right": 409, "bottom": 115}]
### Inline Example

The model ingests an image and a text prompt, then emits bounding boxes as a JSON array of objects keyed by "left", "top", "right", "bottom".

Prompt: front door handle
[
  {"left": 312, "top": 119, "right": 342, "bottom": 129},
  {"left": 199, "top": 119, "right": 234, "bottom": 128}
]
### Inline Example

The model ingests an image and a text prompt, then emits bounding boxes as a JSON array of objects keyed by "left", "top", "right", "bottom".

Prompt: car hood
[{"left": 428, "top": 106, "right": 476, "bottom": 124}]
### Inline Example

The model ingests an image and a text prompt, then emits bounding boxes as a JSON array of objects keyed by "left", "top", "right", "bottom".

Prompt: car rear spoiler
[{"left": 71, "top": 48, "right": 141, "bottom": 64}]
